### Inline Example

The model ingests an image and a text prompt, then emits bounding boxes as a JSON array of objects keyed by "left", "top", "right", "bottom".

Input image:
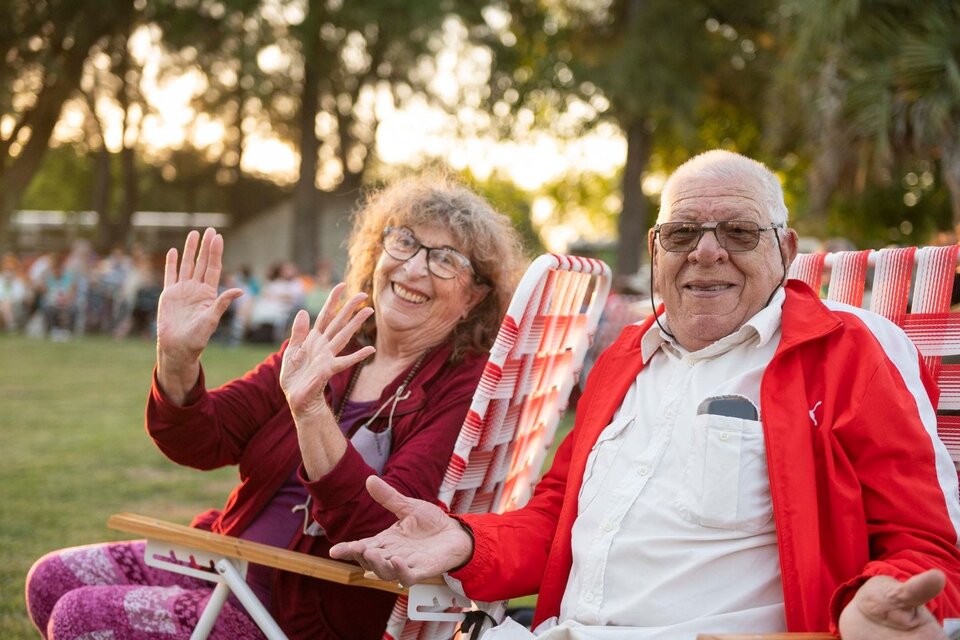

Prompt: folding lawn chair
[
  {"left": 109, "top": 253, "right": 612, "bottom": 640},
  {"left": 698, "top": 244, "right": 960, "bottom": 640}
]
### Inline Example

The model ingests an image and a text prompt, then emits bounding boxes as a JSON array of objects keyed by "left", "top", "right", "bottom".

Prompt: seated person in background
[
  {"left": 332, "top": 150, "right": 960, "bottom": 640},
  {"left": 304, "top": 259, "right": 338, "bottom": 321},
  {"left": 40, "top": 255, "right": 78, "bottom": 340},
  {"left": 25, "top": 174, "right": 525, "bottom": 640},
  {"left": 0, "top": 253, "right": 33, "bottom": 332},
  {"left": 247, "top": 261, "right": 306, "bottom": 343}
]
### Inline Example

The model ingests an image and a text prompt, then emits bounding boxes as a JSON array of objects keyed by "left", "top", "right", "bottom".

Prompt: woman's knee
[
  {"left": 25, "top": 550, "right": 84, "bottom": 636},
  {"left": 47, "top": 586, "right": 127, "bottom": 640}
]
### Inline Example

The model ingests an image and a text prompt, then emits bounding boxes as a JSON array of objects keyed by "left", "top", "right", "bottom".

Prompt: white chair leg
[
  {"left": 215, "top": 558, "right": 289, "bottom": 640},
  {"left": 191, "top": 581, "right": 230, "bottom": 640}
]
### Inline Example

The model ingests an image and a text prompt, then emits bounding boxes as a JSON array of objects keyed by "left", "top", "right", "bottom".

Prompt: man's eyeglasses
[
  {"left": 654, "top": 220, "right": 783, "bottom": 253},
  {"left": 382, "top": 226, "right": 480, "bottom": 282}
]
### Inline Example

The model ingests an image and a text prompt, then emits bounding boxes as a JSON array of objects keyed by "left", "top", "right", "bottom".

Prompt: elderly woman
[{"left": 26, "top": 176, "right": 525, "bottom": 640}]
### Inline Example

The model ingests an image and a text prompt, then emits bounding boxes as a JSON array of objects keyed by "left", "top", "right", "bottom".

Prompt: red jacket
[
  {"left": 454, "top": 281, "right": 960, "bottom": 633},
  {"left": 146, "top": 341, "right": 486, "bottom": 639}
]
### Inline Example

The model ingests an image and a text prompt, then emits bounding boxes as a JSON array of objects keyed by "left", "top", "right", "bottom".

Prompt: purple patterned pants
[{"left": 25, "top": 540, "right": 265, "bottom": 640}]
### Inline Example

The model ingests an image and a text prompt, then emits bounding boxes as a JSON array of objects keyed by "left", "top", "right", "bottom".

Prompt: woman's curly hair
[{"left": 344, "top": 173, "right": 525, "bottom": 362}]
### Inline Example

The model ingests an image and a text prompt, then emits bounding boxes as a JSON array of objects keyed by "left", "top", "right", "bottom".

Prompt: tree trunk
[
  {"left": 616, "top": 118, "right": 653, "bottom": 276},
  {"left": 804, "top": 50, "right": 847, "bottom": 227},
  {"left": 93, "top": 147, "right": 120, "bottom": 252},
  {"left": 116, "top": 41, "right": 138, "bottom": 249},
  {"left": 292, "top": 0, "right": 322, "bottom": 273}
]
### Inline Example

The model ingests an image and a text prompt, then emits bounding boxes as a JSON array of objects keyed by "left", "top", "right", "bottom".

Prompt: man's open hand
[
  {"left": 329, "top": 476, "right": 474, "bottom": 586},
  {"left": 839, "top": 570, "right": 948, "bottom": 639}
]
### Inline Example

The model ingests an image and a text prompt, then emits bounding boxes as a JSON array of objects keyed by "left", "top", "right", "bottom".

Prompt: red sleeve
[
  {"left": 828, "top": 348, "right": 960, "bottom": 628},
  {"left": 448, "top": 427, "right": 575, "bottom": 601},
  {"left": 145, "top": 346, "right": 288, "bottom": 470}
]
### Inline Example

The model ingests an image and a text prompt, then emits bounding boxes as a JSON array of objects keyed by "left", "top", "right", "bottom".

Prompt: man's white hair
[{"left": 657, "top": 150, "right": 789, "bottom": 225}]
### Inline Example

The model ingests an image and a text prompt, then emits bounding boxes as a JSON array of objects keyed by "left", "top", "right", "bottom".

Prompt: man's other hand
[{"left": 839, "top": 570, "right": 948, "bottom": 639}]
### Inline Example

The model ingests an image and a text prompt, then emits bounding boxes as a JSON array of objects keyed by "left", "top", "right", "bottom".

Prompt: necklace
[{"left": 334, "top": 349, "right": 431, "bottom": 423}]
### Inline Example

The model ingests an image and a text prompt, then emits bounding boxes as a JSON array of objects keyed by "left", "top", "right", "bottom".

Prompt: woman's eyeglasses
[
  {"left": 382, "top": 226, "right": 482, "bottom": 282},
  {"left": 654, "top": 220, "right": 782, "bottom": 253}
]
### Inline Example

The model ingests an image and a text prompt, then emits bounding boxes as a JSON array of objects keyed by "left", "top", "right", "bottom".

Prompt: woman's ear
[{"left": 463, "top": 282, "right": 490, "bottom": 318}]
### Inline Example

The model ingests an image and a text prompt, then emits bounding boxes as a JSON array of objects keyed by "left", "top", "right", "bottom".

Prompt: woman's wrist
[{"left": 156, "top": 350, "right": 201, "bottom": 406}]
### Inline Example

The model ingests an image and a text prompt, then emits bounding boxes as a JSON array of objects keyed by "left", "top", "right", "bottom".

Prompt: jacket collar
[{"left": 776, "top": 280, "right": 843, "bottom": 354}]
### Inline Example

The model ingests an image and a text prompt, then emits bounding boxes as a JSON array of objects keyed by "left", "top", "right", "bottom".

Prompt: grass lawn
[{"left": 0, "top": 333, "right": 275, "bottom": 639}]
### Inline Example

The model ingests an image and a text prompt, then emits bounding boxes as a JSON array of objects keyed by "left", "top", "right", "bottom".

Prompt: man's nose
[{"left": 689, "top": 227, "right": 727, "bottom": 261}]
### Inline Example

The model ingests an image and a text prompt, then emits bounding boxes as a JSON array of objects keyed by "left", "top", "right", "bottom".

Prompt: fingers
[
  {"left": 193, "top": 228, "right": 217, "bottom": 282},
  {"left": 164, "top": 248, "right": 178, "bottom": 288},
  {"left": 328, "top": 306, "right": 374, "bottom": 354},
  {"left": 329, "top": 539, "right": 367, "bottom": 561},
  {"left": 360, "top": 548, "right": 403, "bottom": 582},
  {"left": 328, "top": 539, "right": 401, "bottom": 582},
  {"left": 366, "top": 475, "right": 413, "bottom": 519},
  {"left": 340, "top": 345, "right": 376, "bottom": 370},
  {"left": 287, "top": 309, "right": 311, "bottom": 350},
  {"left": 211, "top": 288, "right": 244, "bottom": 322},
  {"left": 897, "top": 569, "right": 946, "bottom": 609},
  {"left": 178, "top": 230, "right": 200, "bottom": 282},
  {"left": 202, "top": 231, "right": 225, "bottom": 288},
  {"left": 313, "top": 283, "right": 347, "bottom": 332}
]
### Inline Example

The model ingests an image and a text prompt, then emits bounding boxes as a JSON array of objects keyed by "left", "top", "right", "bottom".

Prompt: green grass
[{"left": 0, "top": 333, "right": 274, "bottom": 639}]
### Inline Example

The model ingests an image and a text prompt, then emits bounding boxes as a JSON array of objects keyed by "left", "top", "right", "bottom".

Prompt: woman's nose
[{"left": 404, "top": 247, "right": 431, "bottom": 276}]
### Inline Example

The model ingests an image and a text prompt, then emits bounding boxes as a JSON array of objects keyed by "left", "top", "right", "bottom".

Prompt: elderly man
[{"left": 332, "top": 150, "right": 960, "bottom": 639}]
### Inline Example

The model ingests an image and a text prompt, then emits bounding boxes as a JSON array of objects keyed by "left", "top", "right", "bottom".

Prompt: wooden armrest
[
  {"left": 696, "top": 634, "right": 837, "bottom": 639},
  {"left": 108, "top": 512, "right": 443, "bottom": 596}
]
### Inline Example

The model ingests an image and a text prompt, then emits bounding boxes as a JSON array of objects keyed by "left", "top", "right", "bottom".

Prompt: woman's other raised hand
[
  {"left": 279, "top": 283, "right": 375, "bottom": 420},
  {"left": 156, "top": 228, "right": 243, "bottom": 404}
]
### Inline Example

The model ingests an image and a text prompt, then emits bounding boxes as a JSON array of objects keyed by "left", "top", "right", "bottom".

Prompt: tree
[
  {"left": 775, "top": 0, "right": 960, "bottom": 237},
  {"left": 0, "top": 0, "right": 137, "bottom": 251},
  {"left": 470, "top": 0, "right": 779, "bottom": 275}
]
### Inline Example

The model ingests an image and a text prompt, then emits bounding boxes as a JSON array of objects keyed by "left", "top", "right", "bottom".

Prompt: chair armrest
[
  {"left": 107, "top": 512, "right": 443, "bottom": 596},
  {"left": 696, "top": 634, "right": 837, "bottom": 639}
]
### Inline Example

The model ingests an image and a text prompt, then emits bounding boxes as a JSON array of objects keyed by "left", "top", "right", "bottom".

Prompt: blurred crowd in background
[{"left": 0, "top": 239, "right": 337, "bottom": 345}]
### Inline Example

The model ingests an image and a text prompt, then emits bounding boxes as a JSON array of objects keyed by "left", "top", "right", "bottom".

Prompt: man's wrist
[{"left": 449, "top": 517, "right": 476, "bottom": 573}]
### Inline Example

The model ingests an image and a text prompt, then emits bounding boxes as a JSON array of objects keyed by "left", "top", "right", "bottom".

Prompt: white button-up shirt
[{"left": 557, "top": 288, "right": 787, "bottom": 638}]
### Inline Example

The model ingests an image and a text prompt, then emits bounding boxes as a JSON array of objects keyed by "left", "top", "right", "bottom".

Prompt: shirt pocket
[
  {"left": 577, "top": 415, "right": 634, "bottom": 514},
  {"left": 675, "top": 414, "right": 773, "bottom": 533}
]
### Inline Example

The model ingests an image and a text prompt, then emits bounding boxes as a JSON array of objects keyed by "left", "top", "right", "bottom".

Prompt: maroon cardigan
[{"left": 145, "top": 341, "right": 486, "bottom": 639}]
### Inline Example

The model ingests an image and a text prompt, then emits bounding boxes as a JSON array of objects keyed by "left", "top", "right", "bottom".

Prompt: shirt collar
[{"left": 640, "top": 286, "right": 785, "bottom": 363}]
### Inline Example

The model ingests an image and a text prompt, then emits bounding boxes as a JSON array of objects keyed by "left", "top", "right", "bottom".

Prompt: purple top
[{"left": 239, "top": 397, "right": 378, "bottom": 607}]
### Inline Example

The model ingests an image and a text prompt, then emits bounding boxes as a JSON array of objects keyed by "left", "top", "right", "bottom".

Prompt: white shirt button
[
  {"left": 719, "top": 432, "right": 730, "bottom": 441},
  {"left": 584, "top": 592, "right": 594, "bottom": 602},
  {"left": 637, "top": 465, "right": 649, "bottom": 476},
  {"left": 602, "top": 520, "right": 615, "bottom": 532}
]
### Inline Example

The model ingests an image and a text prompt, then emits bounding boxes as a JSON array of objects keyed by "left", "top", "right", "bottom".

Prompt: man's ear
[
  {"left": 647, "top": 227, "right": 657, "bottom": 263},
  {"left": 781, "top": 228, "right": 799, "bottom": 272}
]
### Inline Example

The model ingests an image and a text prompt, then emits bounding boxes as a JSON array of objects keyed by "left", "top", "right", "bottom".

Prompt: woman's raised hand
[
  {"left": 156, "top": 228, "right": 243, "bottom": 403},
  {"left": 279, "top": 283, "right": 376, "bottom": 419}
]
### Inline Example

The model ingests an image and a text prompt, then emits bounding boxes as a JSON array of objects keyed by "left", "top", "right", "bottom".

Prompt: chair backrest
[
  {"left": 789, "top": 246, "right": 960, "bottom": 466},
  {"left": 386, "top": 254, "right": 612, "bottom": 640}
]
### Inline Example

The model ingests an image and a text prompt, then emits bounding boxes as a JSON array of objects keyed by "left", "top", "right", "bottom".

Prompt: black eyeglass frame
[
  {"left": 653, "top": 220, "right": 784, "bottom": 253},
  {"left": 381, "top": 226, "right": 486, "bottom": 284}
]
